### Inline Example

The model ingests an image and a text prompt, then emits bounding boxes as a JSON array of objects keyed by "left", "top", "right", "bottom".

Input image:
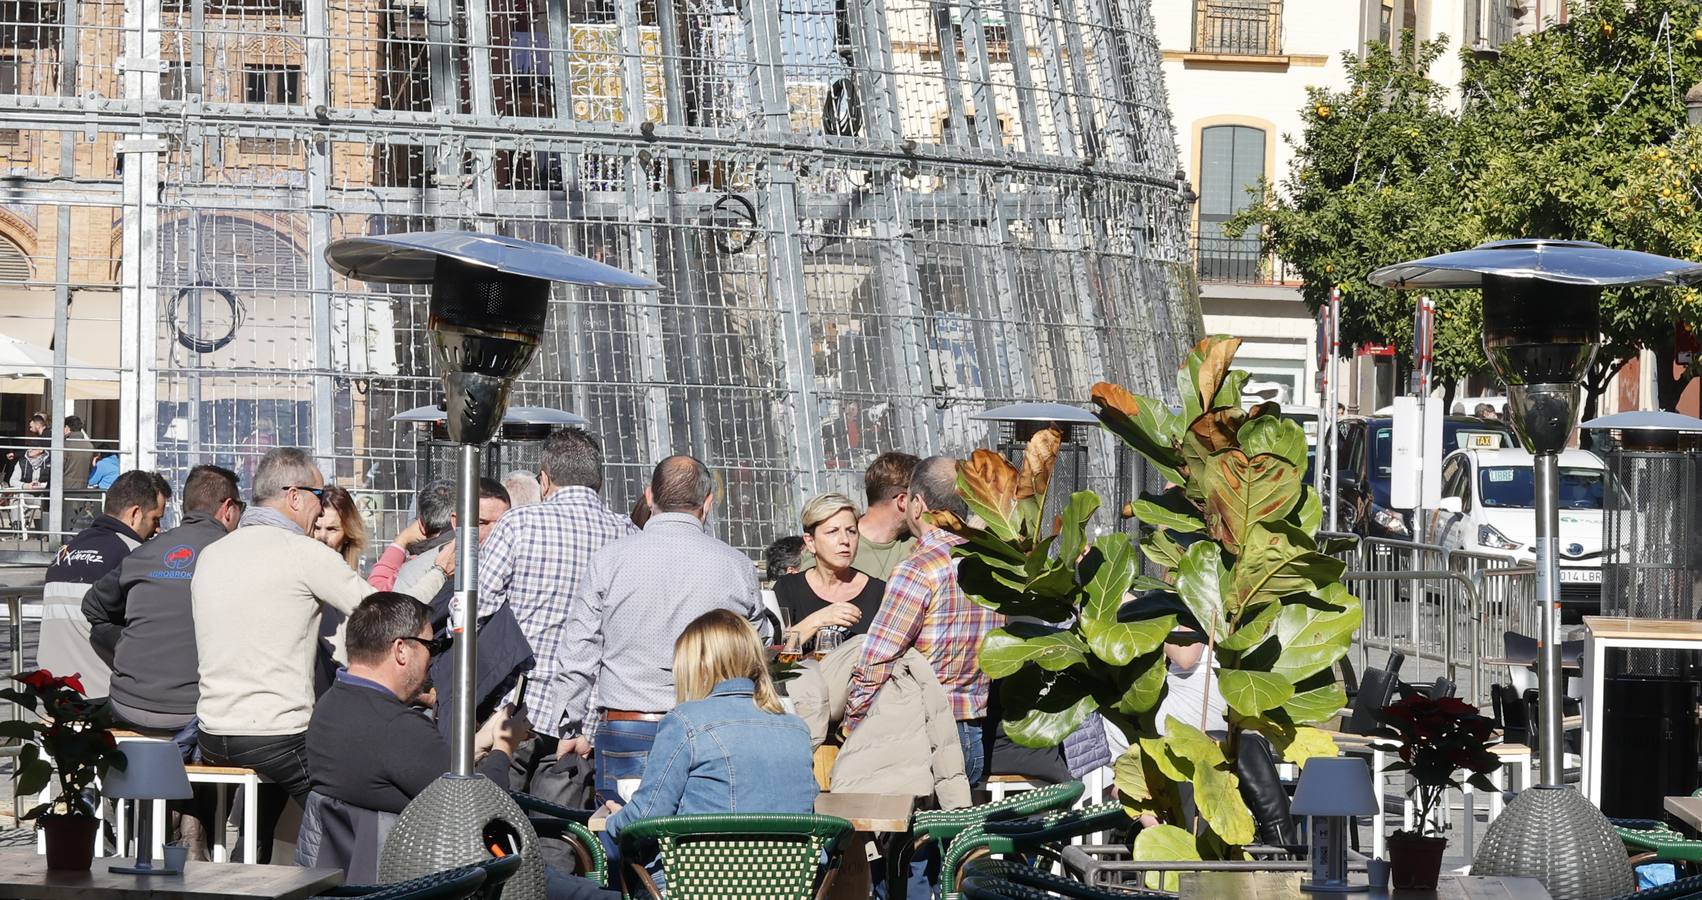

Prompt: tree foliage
[
  {"left": 1231, "top": 0, "right": 1702, "bottom": 409},
  {"left": 947, "top": 337, "right": 1360, "bottom": 861}
]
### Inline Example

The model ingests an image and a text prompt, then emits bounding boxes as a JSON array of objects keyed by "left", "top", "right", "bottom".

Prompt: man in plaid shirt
[
  {"left": 479, "top": 428, "right": 635, "bottom": 792},
  {"left": 844, "top": 455, "right": 1002, "bottom": 786}
]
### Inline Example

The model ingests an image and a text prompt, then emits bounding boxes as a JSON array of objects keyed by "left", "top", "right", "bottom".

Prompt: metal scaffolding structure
[{"left": 0, "top": 0, "right": 1200, "bottom": 555}]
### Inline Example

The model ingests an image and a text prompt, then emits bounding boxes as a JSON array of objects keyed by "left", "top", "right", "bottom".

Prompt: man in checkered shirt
[{"left": 479, "top": 427, "right": 635, "bottom": 793}]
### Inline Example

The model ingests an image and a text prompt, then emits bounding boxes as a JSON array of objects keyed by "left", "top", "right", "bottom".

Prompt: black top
[
  {"left": 773, "top": 571, "right": 885, "bottom": 650},
  {"left": 307, "top": 675, "right": 511, "bottom": 814}
]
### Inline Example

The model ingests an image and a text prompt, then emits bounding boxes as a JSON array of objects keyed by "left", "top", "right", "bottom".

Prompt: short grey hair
[
  {"left": 502, "top": 470, "right": 542, "bottom": 507},
  {"left": 415, "top": 479, "right": 456, "bottom": 537},
  {"left": 251, "top": 447, "right": 319, "bottom": 504},
  {"left": 910, "top": 455, "right": 968, "bottom": 520}
]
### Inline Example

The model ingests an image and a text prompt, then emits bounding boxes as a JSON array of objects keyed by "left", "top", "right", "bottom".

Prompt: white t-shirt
[{"left": 1155, "top": 652, "right": 1228, "bottom": 736}]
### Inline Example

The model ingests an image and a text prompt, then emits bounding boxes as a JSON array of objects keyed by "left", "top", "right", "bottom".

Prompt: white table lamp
[
  {"left": 1291, "top": 757, "right": 1379, "bottom": 893},
  {"left": 103, "top": 740, "right": 193, "bottom": 875}
]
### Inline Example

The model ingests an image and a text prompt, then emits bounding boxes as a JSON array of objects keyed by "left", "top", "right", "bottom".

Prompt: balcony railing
[
  {"left": 1193, "top": 0, "right": 1282, "bottom": 56},
  {"left": 1194, "top": 232, "right": 1299, "bottom": 285}
]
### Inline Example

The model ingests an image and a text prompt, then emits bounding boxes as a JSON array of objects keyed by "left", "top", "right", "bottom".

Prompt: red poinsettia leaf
[{"left": 59, "top": 674, "right": 84, "bottom": 696}]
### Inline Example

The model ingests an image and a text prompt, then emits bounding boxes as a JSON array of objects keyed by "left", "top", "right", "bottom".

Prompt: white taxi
[{"left": 1429, "top": 447, "right": 1605, "bottom": 617}]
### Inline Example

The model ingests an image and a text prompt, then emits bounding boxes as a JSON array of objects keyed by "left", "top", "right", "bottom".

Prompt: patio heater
[
  {"left": 326, "top": 231, "right": 657, "bottom": 896},
  {"left": 1370, "top": 239, "right": 1702, "bottom": 900},
  {"left": 393, "top": 403, "right": 589, "bottom": 484},
  {"left": 971, "top": 402, "right": 1107, "bottom": 528}
]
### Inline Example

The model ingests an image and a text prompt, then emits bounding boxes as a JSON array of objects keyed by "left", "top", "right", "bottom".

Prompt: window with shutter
[
  {"left": 0, "top": 234, "right": 32, "bottom": 282},
  {"left": 1196, "top": 124, "right": 1265, "bottom": 281}
]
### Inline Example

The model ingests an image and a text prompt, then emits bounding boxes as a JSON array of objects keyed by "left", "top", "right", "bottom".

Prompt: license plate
[{"left": 1559, "top": 568, "right": 1602, "bottom": 584}]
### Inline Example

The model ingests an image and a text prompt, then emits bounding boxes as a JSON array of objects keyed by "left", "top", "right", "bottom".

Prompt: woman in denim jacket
[{"left": 604, "top": 608, "right": 818, "bottom": 842}]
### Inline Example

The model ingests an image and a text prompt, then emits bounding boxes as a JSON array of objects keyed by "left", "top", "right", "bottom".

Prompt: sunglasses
[
  {"left": 291, "top": 485, "right": 327, "bottom": 501},
  {"left": 399, "top": 635, "right": 452, "bottom": 657}
]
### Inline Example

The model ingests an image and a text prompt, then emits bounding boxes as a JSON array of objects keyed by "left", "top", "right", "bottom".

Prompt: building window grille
[
  {"left": 243, "top": 64, "right": 300, "bottom": 106},
  {"left": 1193, "top": 0, "right": 1281, "bottom": 55}
]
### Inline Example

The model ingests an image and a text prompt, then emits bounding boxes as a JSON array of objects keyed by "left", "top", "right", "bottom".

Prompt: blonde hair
[
  {"left": 800, "top": 492, "right": 859, "bottom": 534},
  {"left": 673, "top": 609, "right": 784, "bottom": 714}
]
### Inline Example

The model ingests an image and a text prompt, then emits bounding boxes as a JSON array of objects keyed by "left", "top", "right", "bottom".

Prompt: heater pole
[
  {"left": 450, "top": 442, "right": 481, "bottom": 777},
  {"left": 1533, "top": 450, "right": 1563, "bottom": 785}
]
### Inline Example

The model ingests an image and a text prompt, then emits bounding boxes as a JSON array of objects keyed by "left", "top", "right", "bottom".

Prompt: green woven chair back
[
  {"left": 1607, "top": 872, "right": 1702, "bottom": 900},
  {"left": 913, "top": 781, "right": 1086, "bottom": 842},
  {"left": 962, "top": 859, "right": 1171, "bottom": 899},
  {"left": 617, "top": 813, "right": 854, "bottom": 900}
]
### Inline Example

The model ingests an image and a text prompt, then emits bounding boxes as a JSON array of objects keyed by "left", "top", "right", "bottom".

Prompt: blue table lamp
[
  {"left": 1291, "top": 757, "right": 1379, "bottom": 893},
  {"left": 104, "top": 740, "right": 193, "bottom": 875}
]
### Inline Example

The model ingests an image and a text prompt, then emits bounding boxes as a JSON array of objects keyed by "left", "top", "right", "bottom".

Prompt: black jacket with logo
[
  {"left": 82, "top": 512, "right": 229, "bottom": 717},
  {"left": 46, "top": 515, "right": 143, "bottom": 593}
]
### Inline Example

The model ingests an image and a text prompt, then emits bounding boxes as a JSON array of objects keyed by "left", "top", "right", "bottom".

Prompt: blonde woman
[
  {"left": 602, "top": 608, "right": 817, "bottom": 841},
  {"left": 773, "top": 492, "right": 885, "bottom": 652}
]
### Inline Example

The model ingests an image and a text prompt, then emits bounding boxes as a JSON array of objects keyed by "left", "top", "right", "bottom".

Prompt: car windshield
[
  {"left": 1479, "top": 466, "right": 1604, "bottom": 510},
  {"left": 1372, "top": 423, "right": 1508, "bottom": 478}
]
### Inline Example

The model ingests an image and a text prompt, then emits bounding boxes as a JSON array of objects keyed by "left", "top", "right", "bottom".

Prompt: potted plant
[
  {"left": 1370, "top": 693, "right": 1501, "bottom": 889},
  {"left": 0, "top": 669, "right": 127, "bottom": 870},
  {"left": 941, "top": 336, "right": 1362, "bottom": 869}
]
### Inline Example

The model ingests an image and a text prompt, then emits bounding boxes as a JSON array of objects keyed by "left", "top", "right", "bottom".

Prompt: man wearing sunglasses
[{"left": 191, "top": 448, "right": 451, "bottom": 862}]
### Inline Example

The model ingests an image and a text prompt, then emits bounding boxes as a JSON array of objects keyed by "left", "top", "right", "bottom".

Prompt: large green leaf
[
  {"left": 979, "top": 624, "right": 1089, "bottom": 679},
  {"left": 1163, "top": 718, "right": 1227, "bottom": 768},
  {"left": 1113, "top": 745, "right": 1151, "bottom": 804},
  {"left": 1000, "top": 667, "right": 1099, "bottom": 748},
  {"left": 1212, "top": 370, "right": 1251, "bottom": 412},
  {"left": 1132, "top": 489, "right": 1206, "bottom": 534},
  {"left": 1294, "top": 487, "right": 1324, "bottom": 537},
  {"left": 1237, "top": 415, "right": 1309, "bottom": 468},
  {"left": 1217, "top": 668, "right": 1295, "bottom": 718},
  {"left": 1269, "top": 585, "right": 1363, "bottom": 683},
  {"left": 1228, "top": 521, "right": 1348, "bottom": 613},
  {"left": 1175, "top": 541, "right": 1228, "bottom": 640},
  {"left": 1141, "top": 735, "right": 1191, "bottom": 782},
  {"left": 1202, "top": 450, "right": 1303, "bottom": 553},
  {"left": 1113, "top": 650, "right": 1168, "bottom": 716},
  {"left": 1080, "top": 534, "right": 1172, "bottom": 665},
  {"left": 1282, "top": 727, "right": 1342, "bottom": 767},
  {"left": 958, "top": 556, "right": 1077, "bottom": 623},
  {"left": 16, "top": 758, "right": 51, "bottom": 797},
  {"left": 1143, "top": 529, "right": 1186, "bottom": 570},
  {"left": 1283, "top": 675, "right": 1350, "bottom": 725},
  {"left": 1218, "top": 601, "right": 1280, "bottom": 653},
  {"left": 1055, "top": 491, "right": 1101, "bottom": 565},
  {"left": 1134, "top": 823, "right": 1203, "bottom": 863},
  {"left": 1092, "top": 382, "right": 1186, "bottom": 484},
  {"left": 1195, "top": 762, "right": 1256, "bottom": 846},
  {"left": 956, "top": 449, "right": 1024, "bottom": 541}
]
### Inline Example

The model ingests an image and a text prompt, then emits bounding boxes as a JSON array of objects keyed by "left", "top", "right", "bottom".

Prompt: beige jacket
[{"left": 789, "top": 635, "right": 971, "bottom": 810}]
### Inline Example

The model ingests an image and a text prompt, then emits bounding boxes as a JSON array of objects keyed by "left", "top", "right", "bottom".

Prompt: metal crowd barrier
[{"left": 1319, "top": 534, "right": 1536, "bottom": 708}]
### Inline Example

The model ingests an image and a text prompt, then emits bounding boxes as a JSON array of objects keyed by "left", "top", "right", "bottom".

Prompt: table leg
[
  {"left": 214, "top": 783, "right": 229, "bottom": 863},
  {"left": 1584, "top": 638, "right": 1603, "bottom": 804},
  {"left": 823, "top": 832, "right": 874, "bottom": 900},
  {"left": 1371, "top": 747, "right": 1386, "bottom": 861},
  {"left": 242, "top": 774, "right": 258, "bottom": 865},
  {"left": 1489, "top": 766, "right": 1505, "bottom": 821}
]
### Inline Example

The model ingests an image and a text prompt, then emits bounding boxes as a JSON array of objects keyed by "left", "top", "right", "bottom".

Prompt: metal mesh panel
[
  {"left": 0, "top": 0, "right": 1198, "bottom": 557},
  {"left": 1603, "top": 449, "right": 1702, "bottom": 675}
]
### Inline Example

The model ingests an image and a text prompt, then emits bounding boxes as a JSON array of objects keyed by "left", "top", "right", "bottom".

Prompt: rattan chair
[
  {"left": 317, "top": 864, "right": 488, "bottom": 900},
  {"left": 886, "top": 781, "right": 1087, "bottom": 900},
  {"left": 509, "top": 791, "right": 606, "bottom": 883},
  {"left": 614, "top": 812, "right": 854, "bottom": 900},
  {"left": 940, "top": 803, "right": 1132, "bottom": 899},
  {"left": 1606, "top": 871, "right": 1702, "bottom": 900}
]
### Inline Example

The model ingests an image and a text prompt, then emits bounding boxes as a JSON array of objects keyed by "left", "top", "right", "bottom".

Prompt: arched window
[
  {"left": 0, "top": 233, "right": 32, "bottom": 282},
  {"left": 1197, "top": 124, "right": 1265, "bottom": 281}
]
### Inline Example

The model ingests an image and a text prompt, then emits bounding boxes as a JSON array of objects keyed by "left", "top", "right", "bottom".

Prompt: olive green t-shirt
[{"left": 798, "top": 533, "right": 918, "bottom": 581}]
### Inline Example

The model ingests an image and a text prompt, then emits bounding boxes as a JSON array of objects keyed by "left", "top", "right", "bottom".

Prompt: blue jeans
[
  {"left": 958, "top": 718, "right": 986, "bottom": 788},
  {"left": 594, "top": 718, "right": 659, "bottom": 807}
]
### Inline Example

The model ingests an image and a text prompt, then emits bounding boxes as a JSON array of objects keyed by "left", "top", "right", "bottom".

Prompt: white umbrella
[{"left": 0, "top": 332, "right": 120, "bottom": 400}]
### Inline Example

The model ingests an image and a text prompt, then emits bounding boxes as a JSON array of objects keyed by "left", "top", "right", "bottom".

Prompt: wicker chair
[
  {"left": 317, "top": 864, "right": 489, "bottom": 900},
  {"left": 615, "top": 813, "right": 854, "bottom": 900},
  {"left": 886, "top": 781, "right": 1087, "bottom": 900},
  {"left": 509, "top": 791, "right": 607, "bottom": 883},
  {"left": 959, "top": 858, "right": 1171, "bottom": 899},
  {"left": 1614, "top": 788, "right": 1702, "bottom": 868},
  {"left": 940, "top": 804, "right": 1132, "bottom": 900},
  {"left": 1606, "top": 872, "right": 1702, "bottom": 900}
]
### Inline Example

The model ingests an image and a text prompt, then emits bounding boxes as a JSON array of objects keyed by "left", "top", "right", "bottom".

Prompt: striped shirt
[
  {"left": 479, "top": 485, "right": 636, "bottom": 737},
  {"left": 844, "top": 529, "right": 1002, "bottom": 729}
]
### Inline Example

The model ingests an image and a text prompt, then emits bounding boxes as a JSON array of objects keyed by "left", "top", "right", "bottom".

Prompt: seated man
[{"left": 307, "top": 592, "right": 616, "bottom": 900}]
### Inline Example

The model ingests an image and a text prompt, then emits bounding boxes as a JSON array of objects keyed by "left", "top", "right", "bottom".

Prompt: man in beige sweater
[{"left": 191, "top": 447, "right": 450, "bottom": 862}]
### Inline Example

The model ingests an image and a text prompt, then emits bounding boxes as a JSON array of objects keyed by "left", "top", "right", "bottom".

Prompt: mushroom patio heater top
[
  {"left": 1369, "top": 239, "right": 1702, "bottom": 900},
  {"left": 326, "top": 231, "right": 657, "bottom": 896}
]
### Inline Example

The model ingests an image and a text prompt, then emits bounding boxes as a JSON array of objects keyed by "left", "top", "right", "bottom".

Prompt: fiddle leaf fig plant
[{"left": 942, "top": 336, "right": 1362, "bottom": 862}]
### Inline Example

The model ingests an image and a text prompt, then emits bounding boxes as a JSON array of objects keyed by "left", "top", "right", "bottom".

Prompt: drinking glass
[
  {"left": 815, "top": 627, "right": 844, "bottom": 660},
  {"left": 778, "top": 631, "right": 803, "bottom": 665}
]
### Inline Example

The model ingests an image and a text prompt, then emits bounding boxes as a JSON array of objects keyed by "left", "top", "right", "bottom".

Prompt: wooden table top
[
  {"left": 1181, "top": 871, "right": 1550, "bottom": 899},
  {"left": 814, "top": 792, "right": 916, "bottom": 833},
  {"left": 1480, "top": 657, "right": 1580, "bottom": 671},
  {"left": 0, "top": 850, "right": 343, "bottom": 900},
  {"left": 1665, "top": 795, "right": 1702, "bottom": 831},
  {"left": 585, "top": 792, "right": 917, "bottom": 834},
  {"left": 1583, "top": 617, "right": 1702, "bottom": 643}
]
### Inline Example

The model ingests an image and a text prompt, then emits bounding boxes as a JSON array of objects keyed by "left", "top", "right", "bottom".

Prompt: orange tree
[{"left": 941, "top": 337, "right": 1360, "bottom": 862}]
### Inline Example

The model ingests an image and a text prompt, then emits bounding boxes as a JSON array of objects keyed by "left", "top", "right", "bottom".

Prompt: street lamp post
[{"left": 1369, "top": 239, "right": 1702, "bottom": 900}]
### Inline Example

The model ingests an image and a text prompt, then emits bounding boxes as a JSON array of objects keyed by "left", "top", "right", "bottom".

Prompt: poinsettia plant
[
  {"left": 1370, "top": 693, "right": 1501, "bottom": 838},
  {"left": 0, "top": 669, "right": 127, "bottom": 819},
  {"left": 939, "top": 335, "right": 1362, "bottom": 866}
]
